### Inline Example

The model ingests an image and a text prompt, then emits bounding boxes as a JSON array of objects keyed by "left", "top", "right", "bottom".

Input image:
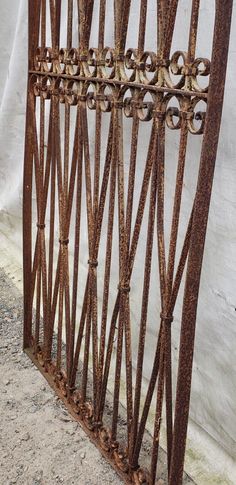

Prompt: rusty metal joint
[
  {"left": 87, "top": 259, "right": 98, "bottom": 268},
  {"left": 78, "top": 94, "right": 87, "bottom": 101},
  {"left": 156, "top": 58, "right": 170, "bottom": 68},
  {"left": 116, "top": 53, "right": 125, "bottom": 62},
  {"left": 160, "top": 312, "right": 174, "bottom": 325},
  {"left": 136, "top": 62, "right": 145, "bottom": 70},
  {"left": 93, "top": 420, "right": 103, "bottom": 429},
  {"left": 79, "top": 55, "right": 88, "bottom": 62},
  {"left": 117, "top": 282, "right": 131, "bottom": 293},
  {"left": 37, "top": 222, "right": 45, "bottom": 229},
  {"left": 59, "top": 238, "right": 69, "bottom": 246},
  {"left": 153, "top": 110, "right": 166, "bottom": 121},
  {"left": 113, "top": 100, "right": 124, "bottom": 109},
  {"left": 181, "top": 110, "right": 194, "bottom": 121}
]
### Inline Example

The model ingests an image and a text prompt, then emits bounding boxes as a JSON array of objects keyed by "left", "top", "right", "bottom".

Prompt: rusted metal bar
[
  {"left": 23, "top": 1, "right": 233, "bottom": 484},
  {"left": 29, "top": 71, "right": 209, "bottom": 99},
  {"left": 169, "top": 2, "right": 234, "bottom": 484},
  {"left": 23, "top": 0, "right": 41, "bottom": 348}
]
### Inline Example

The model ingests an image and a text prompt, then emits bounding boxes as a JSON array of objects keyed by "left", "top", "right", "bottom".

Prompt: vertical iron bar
[{"left": 169, "top": 2, "right": 233, "bottom": 483}]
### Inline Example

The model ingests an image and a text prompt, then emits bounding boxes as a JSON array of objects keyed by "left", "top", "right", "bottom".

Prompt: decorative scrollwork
[
  {"left": 98, "top": 426, "right": 112, "bottom": 452},
  {"left": 113, "top": 448, "right": 129, "bottom": 473},
  {"left": 30, "top": 73, "right": 207, "bottom": 135},
  {"left": 132, "top": 468, "right": 151, "bottom": 485},
  {"left": 33, "top": 46, "right": 210, "bottom": 96},
  {"left": 70, "top": 389, "right": 82, "bottom": 414},
  {"left": 82, "top": 401, "right": 94, "bottom": 431},
  {"left": 191, "top": 57, "right": 211, "bottom": 93},
  {"left": 187, "top": 96, "right": 207, "bottom": 135},
  {"left": 31, "top": 44, "right": 209, "bottom": 135}
]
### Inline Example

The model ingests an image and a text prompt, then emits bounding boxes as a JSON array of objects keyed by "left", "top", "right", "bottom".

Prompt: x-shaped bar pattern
[{"left": 23, "top": 1, "right": 233, "bottom": 484}]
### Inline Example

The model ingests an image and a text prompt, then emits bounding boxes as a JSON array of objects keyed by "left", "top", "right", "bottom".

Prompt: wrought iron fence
[{"left": 23, "top": 1, "right": 233, "bottom": 484}]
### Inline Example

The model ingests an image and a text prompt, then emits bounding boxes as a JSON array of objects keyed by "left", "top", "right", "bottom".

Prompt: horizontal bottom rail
[{"left": 24, "top": 347, "right": 135, "bottom": 484}]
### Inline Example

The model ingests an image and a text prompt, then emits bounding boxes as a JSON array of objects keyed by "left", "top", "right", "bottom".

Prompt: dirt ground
[{"left": 0, "top": 268, "right": 122, "bottom": 485}]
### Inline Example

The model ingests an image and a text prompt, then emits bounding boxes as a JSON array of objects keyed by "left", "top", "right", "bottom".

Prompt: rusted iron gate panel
[{"left": 23, "top": 1, "right": 232, "bottom": 484}]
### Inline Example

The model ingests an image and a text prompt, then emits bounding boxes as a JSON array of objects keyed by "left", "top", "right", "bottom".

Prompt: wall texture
[{"left": 0, "top": 1, "right": 235, "bottom": 483}]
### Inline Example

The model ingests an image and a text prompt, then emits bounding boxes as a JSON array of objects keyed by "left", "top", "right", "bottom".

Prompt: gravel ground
[{"left": 0, "top": 268, "right": 122, "bottom": 485}]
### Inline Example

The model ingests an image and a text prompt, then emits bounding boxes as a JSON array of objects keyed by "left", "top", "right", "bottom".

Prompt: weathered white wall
[{"left": 0, "top": 1, "right": 235, "bottom": 483}]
